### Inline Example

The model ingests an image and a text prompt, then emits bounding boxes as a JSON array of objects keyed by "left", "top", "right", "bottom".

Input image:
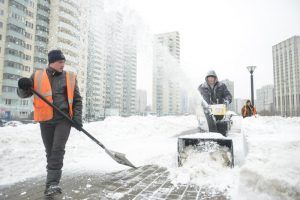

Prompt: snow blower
[{"left": 178, "top": 95, "right": 234, "bottom": 167}]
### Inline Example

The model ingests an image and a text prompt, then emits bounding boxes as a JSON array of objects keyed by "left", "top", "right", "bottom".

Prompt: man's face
[
  {"left": 49, "top": 60, "right": 65, "bottom": 72},
  {"left": 207, "top": 76, "right": 216, "bottom": 85}
]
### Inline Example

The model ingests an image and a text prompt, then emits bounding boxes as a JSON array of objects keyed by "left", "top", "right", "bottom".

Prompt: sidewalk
[{"left": 0, "top": 165, "right": 229, "bottom": 200}]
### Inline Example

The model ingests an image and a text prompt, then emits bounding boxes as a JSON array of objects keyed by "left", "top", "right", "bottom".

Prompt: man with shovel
[{"left": 17, "top": 49, "right": 83, "bottom": 196}]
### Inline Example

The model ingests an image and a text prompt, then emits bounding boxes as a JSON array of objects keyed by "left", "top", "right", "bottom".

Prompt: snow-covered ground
[{"left": 1, "top": 115, "right": 300, "bottom": 200}]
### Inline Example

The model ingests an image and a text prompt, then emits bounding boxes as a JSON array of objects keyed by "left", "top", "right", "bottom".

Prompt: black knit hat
[{"left": 48, "top": 50, "right": 66, "bottom": 64}]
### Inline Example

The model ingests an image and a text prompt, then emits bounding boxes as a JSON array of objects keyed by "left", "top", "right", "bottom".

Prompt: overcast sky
[{"left": 126, "top": 0, "right": 300, "bottom": 100}]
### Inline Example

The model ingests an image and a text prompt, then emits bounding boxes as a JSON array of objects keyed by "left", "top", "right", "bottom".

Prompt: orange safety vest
[
  {"left": 33, "top": 69, "right": 76, "bottom": 122},
  {"left": 242, "top": 105, "right": 257, "bottom": 117}
]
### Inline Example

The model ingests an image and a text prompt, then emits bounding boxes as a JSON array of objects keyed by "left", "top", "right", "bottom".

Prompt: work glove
[
  {"left": 18, "top": 78, "right": 33, "bottom": 90},
  {"left": 72, "top": 118, "right": 83, "bottom": 131},
  {"left": 224, "top": 99, "right": 230, "bottom": 108}
]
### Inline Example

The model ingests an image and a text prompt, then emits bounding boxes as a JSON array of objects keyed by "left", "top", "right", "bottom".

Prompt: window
[
  {"left": 2, "top": 86, "right": 17, "bottom": 93},
  {"left": 25, "top": 21, "right": 33, "bottom": 29},
  {"left": 5, "top": 99, "right": 12, "bottom": 105},
  {"left": 20, "top": 111, "right": 28, "bottom": 117},
  {"left": 0, "top": 0, "right": 4, "bottom": 4},
  {"left": 0, "top": 22, "right": 3, "bottom": 29},
  {"left": 0, "top": 9, "right": 3, "bottom": 16},
  {"left": 0, "top": 34, "right": 2, "bottom": 40},
  {"left": 3, "top": 73, "right": 22, "bottom": 80},
  {"left": 5, "top": 48, "right": 31, "bottom": 61},
  {"left": 21, "top": 100, "right": 28, "bottom": 106},
  {"left": 4, "top": 60, "right": 31, "bottom": 72}
]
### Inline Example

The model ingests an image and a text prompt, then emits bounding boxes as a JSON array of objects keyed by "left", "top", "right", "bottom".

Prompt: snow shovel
[{"left": 31, "top": 88, "right": 137, "bottom": 169}]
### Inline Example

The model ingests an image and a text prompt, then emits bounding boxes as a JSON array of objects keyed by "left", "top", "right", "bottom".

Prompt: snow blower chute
[{"left": 178, "top": 95, "right": 234, "bottom": 167}]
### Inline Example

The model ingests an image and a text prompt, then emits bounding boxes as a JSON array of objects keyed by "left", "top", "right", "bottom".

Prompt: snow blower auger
[{"left": 178, "top": 95, "right": 234, "bottom": 167}]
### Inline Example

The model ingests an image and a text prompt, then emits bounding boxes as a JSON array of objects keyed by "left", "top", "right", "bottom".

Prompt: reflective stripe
[
  {"left": 37, "top": 70, "right": 43, "bottom": 93},
  {"left": 69, "top": 72, "right": 75, "bottom": 90},
  {"left": 68, "top": 99, "right": 73, "bottom": 104},
  {"left": 43, "top": 91, "right": 52, "bottom": 97}
]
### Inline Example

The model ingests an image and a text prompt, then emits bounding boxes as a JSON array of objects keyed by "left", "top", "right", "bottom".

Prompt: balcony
[
  {"left": 35, "top": 30, "right": 49, "bottom": 38},
  {"left": 60, "top": 14, "right": 79, "bottom": 29},
  {"left": 37, "top": 9, "right": 49, "bottom": 17},
  {"left": 4, "top": 54, "right": 25, "bottom": 64},
  {"left": 1, "top": 91, "right": 19, "bottom": 100},
  {"left": 5, "top": 42, "right": 27, "bottom": 52},
  {"left": 58, "top": 21, "right": 79, "bottom": 35},
  {"left": 60, "top": 0, "right": 80, "bottom": 15},
  {"left": 58, "top": 31, "right": 78, "bottom": 44},
  {"left": 7, "top": 18, "right": 26, "bottom": 30},
  {"left": 36, "top": 19, "right": 49, "bottom": 28}
]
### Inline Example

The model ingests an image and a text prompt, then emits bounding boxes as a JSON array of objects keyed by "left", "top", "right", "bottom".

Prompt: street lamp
[{"left": 247, "top": 66, "right": 256, "bottom": 106}]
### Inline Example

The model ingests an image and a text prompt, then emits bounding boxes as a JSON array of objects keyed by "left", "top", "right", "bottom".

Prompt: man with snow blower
[
  {"left": 198, "top": 70, "right": 232, "bottom": 109},
  {"left": 198, "top": 70, "right": 232, "bottom": 135},
  {"left": 17, "top": 49, "right": 83, "bottom": 196}
]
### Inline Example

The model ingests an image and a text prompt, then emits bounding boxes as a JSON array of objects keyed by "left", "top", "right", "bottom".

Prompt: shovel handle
[{"left": 31, "top": 88, "right": 106, "bottom": 149}]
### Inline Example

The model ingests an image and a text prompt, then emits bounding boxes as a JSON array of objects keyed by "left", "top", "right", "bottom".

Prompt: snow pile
[
  {"left": 172, "top": 142, "right": 234, "bottom": 190},
  {"left": 238, "top": 116, "right": 300, "bottom": 200},
  {"left": 1, "top": 115, "right": 300, "bottom": 200},
  {"left": 0, "top": 115, "right": 196, "bottom": 185}
]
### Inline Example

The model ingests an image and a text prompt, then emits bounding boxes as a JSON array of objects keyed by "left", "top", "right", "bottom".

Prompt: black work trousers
[{"left": 40, "top": 119, "right": 71, "bottom": 170}]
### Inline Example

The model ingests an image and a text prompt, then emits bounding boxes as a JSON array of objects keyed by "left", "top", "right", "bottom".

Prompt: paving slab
[{"left": 0, "top": 165, "right": 230, "bottom": 200}]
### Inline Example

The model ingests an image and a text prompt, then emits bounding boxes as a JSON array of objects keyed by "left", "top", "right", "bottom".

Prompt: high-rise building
[
  {"left": 105, "top": 11, "right": 137, "bottom": 117},
  {"left": 48, "top": 0, "right": 88, "bottom": 116},
  {"left": 135, "top": 89, "right": 147, "bottom": 115},
  {"left": 221, "top": 79, "right": 234, "bottom": 111},
  {"left": 105, "top": 12, "right": 124, "bottom": 116},
  {"left": 233, "top": 98, "right": 247, "bottom": 115},
  {"left": 0, "top": 0, "right": 39, "bottom": 120},
  {"left": 256, "top": 84, "right": 274, "bottom": 114},
  {"left": 273, "top": 36, "right": 300, "bottom": 116},
  {"left": 122, "top": 24, "right": 137, "bottom": 116},
  {"left": 34, "top": 0, "right": 50, "bottom": 70},
  {"left": 86, "top": 0, "right": 106, "bottom": 120},
  {"left": 153, "top": 31, "right": 181, "bottom": 116}
]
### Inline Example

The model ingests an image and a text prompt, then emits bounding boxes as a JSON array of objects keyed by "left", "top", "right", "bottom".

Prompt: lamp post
[{"left": 247, "top": 66, "right": 256, "bottom": 106}]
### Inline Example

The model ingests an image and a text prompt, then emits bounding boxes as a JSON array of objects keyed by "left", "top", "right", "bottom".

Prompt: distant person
[
  {"left": 198, "top": 70, "right": 232, "bottom": 107},
  {"left": 17, "top": 50, "right": 83, "bottom": 196},
  {"left": 241, "top": 100, "right": 257, "bottom": 118}
]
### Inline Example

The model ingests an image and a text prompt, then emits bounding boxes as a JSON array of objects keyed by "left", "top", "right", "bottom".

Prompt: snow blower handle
[{"left": 30, "top": 88, "right": 106, "bottom": 149}]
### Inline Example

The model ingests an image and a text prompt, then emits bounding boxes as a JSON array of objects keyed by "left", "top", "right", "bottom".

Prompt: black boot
[{"left": 44, "top": 169, "right": 62, "bottom": 196}]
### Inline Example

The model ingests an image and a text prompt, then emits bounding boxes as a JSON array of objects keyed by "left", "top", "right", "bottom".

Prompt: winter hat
[
  {"left": 206, "top": 70, "right": 217, "bottom": 78},
  {"left": 48, "top": 50, "right": 66, "bottom": 64},
  {"left": 205, "top": 70, "right": 218, "bottom": 82}
]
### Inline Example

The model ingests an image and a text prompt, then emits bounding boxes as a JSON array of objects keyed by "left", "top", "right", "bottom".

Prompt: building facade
[
  {"left": 256, "top": 84, "right": 274, "bottom": 115},
  {"left": 0, "top": 0, "right": 39, "bottom": 120},
  {"left": 233, "top": 98, "right": 247, "bottom": 115},
  {"left": 153, "top": 31, "right": 181, "bottom": 116},
  {"left": 105, "top": 11, "right": 137, "bottom": 117},
  {"left": 86, "top": 0, "right": 106, "bottom": 120},
  {"left": 220, "top": 79, "right": 234, "bottom": 111},
  {"left": 122, "top": 24, "right": 137, "bottom": 116},
  {"left": 48, "top": 0, "right": 88, "bottom": 116},
  {"left": 105, "top": 12, "right": 124, "bottom": 116},
  {"left": 135, "top": 89, "right": 147, "bottom": 115},
  {"left": 273, "top": 36, "right": 300, "bottom": 116}
]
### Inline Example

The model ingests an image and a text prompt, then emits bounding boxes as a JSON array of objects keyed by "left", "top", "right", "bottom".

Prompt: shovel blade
[{"left": 105, "top": 149, "right": 137, "bottom": 168}]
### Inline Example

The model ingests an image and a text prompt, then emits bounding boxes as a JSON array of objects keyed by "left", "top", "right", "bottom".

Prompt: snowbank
[{"left": 1, "top": 115, "right": 300, "bottom": 199}]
